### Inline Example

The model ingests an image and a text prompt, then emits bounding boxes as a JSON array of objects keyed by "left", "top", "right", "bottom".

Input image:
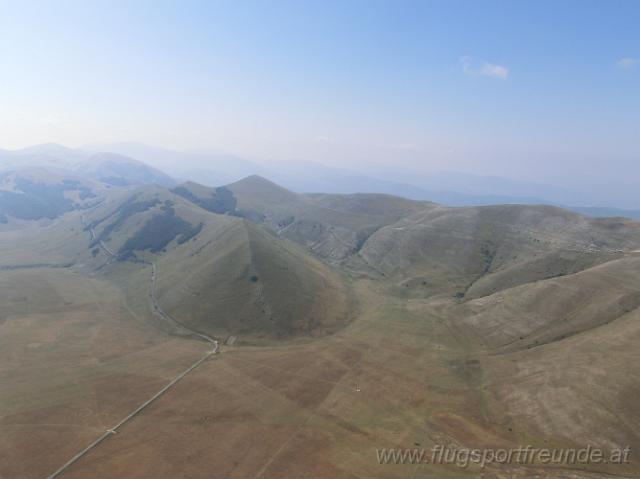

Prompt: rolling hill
[
  {"left": 176, "top": 175, "right": 433, "bottom": 262},
  {"left": 357, "top": 204, "right": 640, "bottom": 297},
  {"left": 457, "top": 254, "right": 640, "bottom": 351},
  {"left": 75, "top": 153, "right": 176, "bottom": 188},
  {"left": 0, "top": 144, "right": 177, "bottom": 191},
  {"left": 0, "top": 168, "right": 104, "bottom": 223},
  {"left": 153, "top": 218, "right": 349, "bottom": 340},
  {"left": 4, "top": 173, "right": 640, "bottom": 478},
  {"left": 81, "top": 184, "right": 350, "bottom": 340}
]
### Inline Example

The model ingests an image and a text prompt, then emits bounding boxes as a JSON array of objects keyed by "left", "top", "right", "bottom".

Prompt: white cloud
[
  {"left": 460, "top": 56, "right": 509, "bottom": 79},
  {"left": 480, "top": 62, "right": 509, "bottom": 79},
  {"left": 618, "top": 57, "right": 638, "bottom": 70}
]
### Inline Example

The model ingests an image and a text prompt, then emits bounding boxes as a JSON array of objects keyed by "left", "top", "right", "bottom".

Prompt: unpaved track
[
  {"left": 81, "top": 214, "right": 117, "bottom": 261},
  {"left": 45, "top": 345, "right": 216, "bottom": 479},
  {"left": 44, "top": 220, "right": 219, "bottom": 479}
]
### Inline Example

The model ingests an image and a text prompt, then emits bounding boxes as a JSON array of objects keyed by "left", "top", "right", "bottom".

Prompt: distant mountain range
[
  {"left": 1, "top": 142, "right": 639, "bottom": 220},
  {"left": 0, "top": 143, "right": 175, "bottom": 187},
  {"left": 84, "top": 142, "right": 640, "bottom": 217}
]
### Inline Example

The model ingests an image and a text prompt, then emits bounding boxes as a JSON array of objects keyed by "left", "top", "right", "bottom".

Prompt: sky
[{"left": 1, "top": 0, "right": 638, "bottom": 186}]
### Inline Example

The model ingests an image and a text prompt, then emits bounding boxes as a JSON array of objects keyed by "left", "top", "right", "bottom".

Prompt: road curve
[
  {"left": 45, "top": 219, "right": 219, "bottom": 479},
  {"left": 81, "top": 214, "right": 117, "bottom": 263}
]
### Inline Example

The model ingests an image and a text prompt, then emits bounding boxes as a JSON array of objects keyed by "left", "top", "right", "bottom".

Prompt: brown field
[
  {"left": 2, "top": 274, "right": 632, "bottom": 478},
  {"left": 0, "top": 268, "right": 208, "bottom": 479}
]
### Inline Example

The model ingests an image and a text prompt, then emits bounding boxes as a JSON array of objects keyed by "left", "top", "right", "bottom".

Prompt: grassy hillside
[
  {"left": 182, "top": 175, "right": 436, "bottom": 262},
  {"left": 483, "top": 302, "right": 640, "bottom": 461},
  {"left": 82, "top": 184, "right": 351, "bottom": 340},
  {"left": 83, "top": 186, "right": 208, "bottom": 259},
  {"left": 0, "top": 168, "right": 104, "bottom": 222},
  {"left": 457, "top": 254, "right": 640, "bottom": 350},
  {"left": 0, "top": 152, "right": 178, "bottom": 227},
  {"left": 153, "top": 218, "right": 350, "bottom": 340},
  {"left": 171, "top": 181, "right": 237, "bottom": 215},
  {"left": 357, "top": 204, "right": 640, "bottom": 298}
]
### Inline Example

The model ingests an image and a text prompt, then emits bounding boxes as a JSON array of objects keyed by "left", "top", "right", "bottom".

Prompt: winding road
[{"left": 81, "top": 214, "right": 117, "bottom": 261}]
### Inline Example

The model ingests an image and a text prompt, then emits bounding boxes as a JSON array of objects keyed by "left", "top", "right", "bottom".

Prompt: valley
[{"left": 1, "top": 171, "right": 640, "bottom": 478}]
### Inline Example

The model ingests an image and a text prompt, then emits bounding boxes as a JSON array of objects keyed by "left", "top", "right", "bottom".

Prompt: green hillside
[{"left": 81, "top": 184, "right": 351, "bottom": 340}]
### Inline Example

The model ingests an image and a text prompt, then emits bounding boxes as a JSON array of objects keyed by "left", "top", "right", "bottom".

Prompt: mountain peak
[
  {"left": 233, "top": 174, "right": 282, "bottom": 187},
  {"left": 226, "top": 175, "right": 299, "bottom": 205},
  {"left": 16, "top": 143, "right": 78, "bottom": 156}
]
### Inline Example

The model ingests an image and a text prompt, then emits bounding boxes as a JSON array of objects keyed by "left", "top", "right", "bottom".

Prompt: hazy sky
[{"left": 1, "top": 0, "right": 638, "bottom": 183}]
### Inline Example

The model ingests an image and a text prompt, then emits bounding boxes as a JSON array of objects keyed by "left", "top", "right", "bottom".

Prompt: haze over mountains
[
  {"left": 2, "top": 143, "right": 639, "bottom": 220},
  {"left": 2, "top": 144, "right": 640, "bottom": 478}
]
